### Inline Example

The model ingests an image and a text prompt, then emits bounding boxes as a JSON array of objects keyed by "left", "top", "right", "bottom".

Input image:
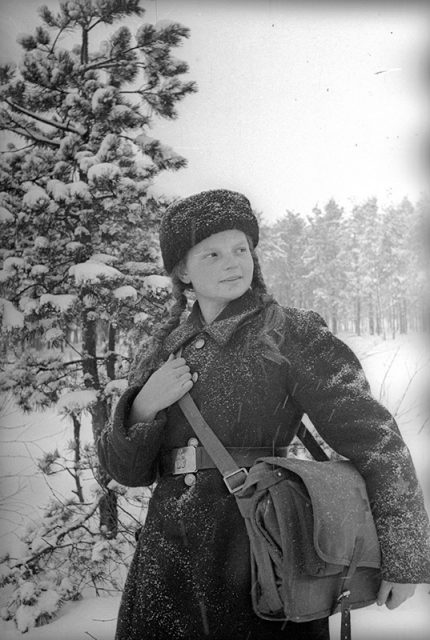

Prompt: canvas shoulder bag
[{"left": 177, "top": 391, "right": 382, "bottom": 640}]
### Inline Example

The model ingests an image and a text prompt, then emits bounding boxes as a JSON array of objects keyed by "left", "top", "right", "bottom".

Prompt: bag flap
[{"left": 253, "top": 457, "right": 381, "bottom": 569}]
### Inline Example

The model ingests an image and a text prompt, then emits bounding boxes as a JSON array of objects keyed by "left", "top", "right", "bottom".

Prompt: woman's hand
[
  {"left": 128, "top": 354, "right": 193, "bottom": 424},
  {"left": 377, "top": 580, "right": 416, "bottom": 609}
]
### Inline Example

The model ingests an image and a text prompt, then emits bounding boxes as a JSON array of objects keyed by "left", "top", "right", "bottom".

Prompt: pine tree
[
  {"left": 303, "top": 200, "right": 347, "bottom": 332},
  {"left": 259, "top": 210, "right": 307, "bottom": 308},
  {"left": 344, "top": 198, "right": 383, "bottom": 336},
  {"left": 0, "top": 0, "right": 196, "bottom": 537},
  {"left": 380, "top": 197, "right": 416, "bottom": 336}
]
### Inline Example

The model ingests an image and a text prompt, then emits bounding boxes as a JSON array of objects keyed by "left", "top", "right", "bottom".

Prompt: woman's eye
[{"left": 237, "top": 247, "right": 248, "bottom": 253}]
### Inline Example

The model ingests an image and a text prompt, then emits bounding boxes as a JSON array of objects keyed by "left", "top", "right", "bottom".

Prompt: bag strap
[
  {"left": 177, "top": 393, "right": 242, "bottom": 479},
  {"left": 296, "top": 421, "right": 330, "bottom": 462}
]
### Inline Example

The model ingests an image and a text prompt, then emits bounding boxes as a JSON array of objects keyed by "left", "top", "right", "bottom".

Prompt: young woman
[{"left": 98, "top": 189, "right": 429, "bottom": 640}]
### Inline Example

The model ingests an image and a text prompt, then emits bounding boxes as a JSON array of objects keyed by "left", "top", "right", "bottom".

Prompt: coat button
[
  {"left": 194, "top": 338, "right": 205, "bottom": 349},
  {"left": 192, "top": 372, "right": 199, "bottom": 383},
  {"left": 184, "top": 473, "right": 196, "bottom": 486}
]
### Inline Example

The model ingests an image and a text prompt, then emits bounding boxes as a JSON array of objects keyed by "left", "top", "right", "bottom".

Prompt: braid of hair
[
  {"left": 250, "top": 248, "right": 288, "bottom": 364},
  {"left": 149, "top": 275, "right": 188, "bottom": 362},
  {"left": 251, "top": 251, "right": 276, "bottom": 305}
]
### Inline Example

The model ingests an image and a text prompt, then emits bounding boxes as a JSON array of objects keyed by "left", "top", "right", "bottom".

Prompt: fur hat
[{"left": 159, "top": 189, "right": 259, "bottom": 273}]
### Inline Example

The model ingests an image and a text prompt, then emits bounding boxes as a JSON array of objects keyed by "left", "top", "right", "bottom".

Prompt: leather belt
[{"left": 160, "top": 445, "right": 290, "bottom": 476}]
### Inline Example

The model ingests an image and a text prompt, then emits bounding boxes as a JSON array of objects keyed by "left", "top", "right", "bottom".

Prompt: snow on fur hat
[{"left": 159, "top": 189, "right": 259, "bottom": 273}]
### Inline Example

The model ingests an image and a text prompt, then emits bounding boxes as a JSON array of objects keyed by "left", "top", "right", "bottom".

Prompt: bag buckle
[
  {"left": 337, "top": 589, "right": 351, "bottom": 603},
  {"left": 171, "top": 446, "right": 197, "bottom": 474},
  {"left": 223, "top": 468, "right": 248, "bottom": 494}
]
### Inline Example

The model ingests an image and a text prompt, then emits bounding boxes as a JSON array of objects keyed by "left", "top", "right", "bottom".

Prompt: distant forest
[{"left": 259, "top": 195, "right": 429, "bottom": 337}]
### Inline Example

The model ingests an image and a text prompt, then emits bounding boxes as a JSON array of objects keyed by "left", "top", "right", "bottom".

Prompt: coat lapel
[{"left": 164, "top": 288, "right": 264, "bottom": 354}]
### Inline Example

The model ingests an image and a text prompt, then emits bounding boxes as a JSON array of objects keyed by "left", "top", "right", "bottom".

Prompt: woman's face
[{"left": 179, "top": 229, "right": 254, "bottom": 306}]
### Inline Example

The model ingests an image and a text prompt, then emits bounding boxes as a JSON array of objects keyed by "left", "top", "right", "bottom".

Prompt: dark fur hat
[{"left": 159, "top": 189, "right": 259, "bottom": 273}]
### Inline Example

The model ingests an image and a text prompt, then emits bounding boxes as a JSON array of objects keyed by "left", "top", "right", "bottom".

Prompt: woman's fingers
[
  {"left": 388, "top": 584, "right": 416, "bottom": 610},
  {"left": 166, "top": 356, "right": 187, "bottom": 368},
  {"left": 377, "top": 580, "right": 392, "bottom": 606},
  {"left": 173, "top": 371, "right": 192, "bottom": 386},
  {"left": 377, "top": 581, "right": 416, "bottom": 609}
]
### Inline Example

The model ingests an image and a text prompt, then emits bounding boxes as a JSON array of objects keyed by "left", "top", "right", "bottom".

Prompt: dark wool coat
[{"left": 98, "top": 288, "right": 430, "bottom": 640}]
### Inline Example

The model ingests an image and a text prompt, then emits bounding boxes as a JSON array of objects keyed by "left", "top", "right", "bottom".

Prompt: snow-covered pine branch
[{"left": 0, "top": 0, "right": 197, "bottom": 588}]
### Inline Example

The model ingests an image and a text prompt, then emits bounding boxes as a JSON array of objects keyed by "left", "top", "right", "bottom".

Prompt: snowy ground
[
  {"left": 1, "top": 331, "right": 430, "bottom": 639},
  {"left": 0, "top": 588, "right": 429, "bottom": 640}
]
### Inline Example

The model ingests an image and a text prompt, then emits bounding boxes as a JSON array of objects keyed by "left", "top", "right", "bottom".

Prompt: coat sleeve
[
  {"left": 97, "top": 346, "right": 167, "bottom": 487},
  {"left": 285, "top": 309, "right": 430, "bottom": 583}
]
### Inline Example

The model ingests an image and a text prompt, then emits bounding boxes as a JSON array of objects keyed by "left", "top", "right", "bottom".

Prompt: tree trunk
[
  {"left": 81, "top": 27, "right": 88, "bottom": 65},
  {"left": 106, "top": 323, "right": 116, "bottom": 380},
  {"left": 375, "top": 286, "right": 383, "bottom": 336},
  {"left": 399, "top": 298, "right": 408, "bottom": 334},
  {"left": 331, "top": 314, "right": 337, "bottom": 335},
  {"left": 354, "top": 296, "right": 361, "bottom": 336},
  {"left": 368, "top": 297, "right": 375, "bottom": 335},
  {"left": 71, "top": 413, "right": 84, "bottom": 503},
  {"left": 82, "top": 309, "right": 118, "bottom": 538}
]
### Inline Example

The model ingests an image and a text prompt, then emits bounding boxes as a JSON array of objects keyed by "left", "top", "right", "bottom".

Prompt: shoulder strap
[
  {"left": 296, "top": 422, "right": 330, "bottom": 462},
  {"left": 175, "top": 349, "right": 329, "bottom": 472},
  {"left": 177, "top": 393, "right": 241, "bottom": 478}
]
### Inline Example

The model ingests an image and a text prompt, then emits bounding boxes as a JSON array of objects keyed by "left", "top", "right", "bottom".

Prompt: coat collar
[{"left": 164, "top": 288, "right": 265, "bottom": 354}]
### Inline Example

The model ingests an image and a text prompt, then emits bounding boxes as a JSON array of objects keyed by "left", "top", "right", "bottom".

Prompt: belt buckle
[{"left": 172, "top": 446, "right": 197, "bottom": 474}]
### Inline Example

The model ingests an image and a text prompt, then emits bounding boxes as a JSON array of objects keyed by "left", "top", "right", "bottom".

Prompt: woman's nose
[{"left": 224, "top": 253, "right": 239, "bottom": 268}]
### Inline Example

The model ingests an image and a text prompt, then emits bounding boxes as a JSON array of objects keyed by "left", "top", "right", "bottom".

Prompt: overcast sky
[{"left": 1, "top": 0, "right": 429, "bottom": 223}]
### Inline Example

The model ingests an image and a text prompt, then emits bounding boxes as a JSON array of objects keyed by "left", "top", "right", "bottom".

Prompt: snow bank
[
  {"left": 14, "top": 587, "right": 60, "bottom": 633},
  {"left": 113, "top": 285, "right": 137, "bottom": 299},
  {"left": 57, "top": 390, "right": 98, "bottom": 413},
  {"left": 39, "top": 294, "right": 77, "bottom": 312},
  {"left": 69, "top": 261, "right": 122, "bottom": 284},
  {"left": 1, "top": 594, "right": 120, "bottom": 639}
]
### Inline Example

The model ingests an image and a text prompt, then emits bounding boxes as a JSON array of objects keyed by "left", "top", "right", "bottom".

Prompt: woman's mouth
[{"left": 221, "top": 276, "right": 242, "bottom": 282}]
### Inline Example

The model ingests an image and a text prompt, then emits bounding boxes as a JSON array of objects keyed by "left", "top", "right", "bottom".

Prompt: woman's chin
[{"left": 220, "top": 280, "right": 249, "bottom": 298}]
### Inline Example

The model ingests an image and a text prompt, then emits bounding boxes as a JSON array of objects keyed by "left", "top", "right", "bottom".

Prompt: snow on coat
[{"left": 97, "top": 288, "right": 430, "bottom": 640}]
